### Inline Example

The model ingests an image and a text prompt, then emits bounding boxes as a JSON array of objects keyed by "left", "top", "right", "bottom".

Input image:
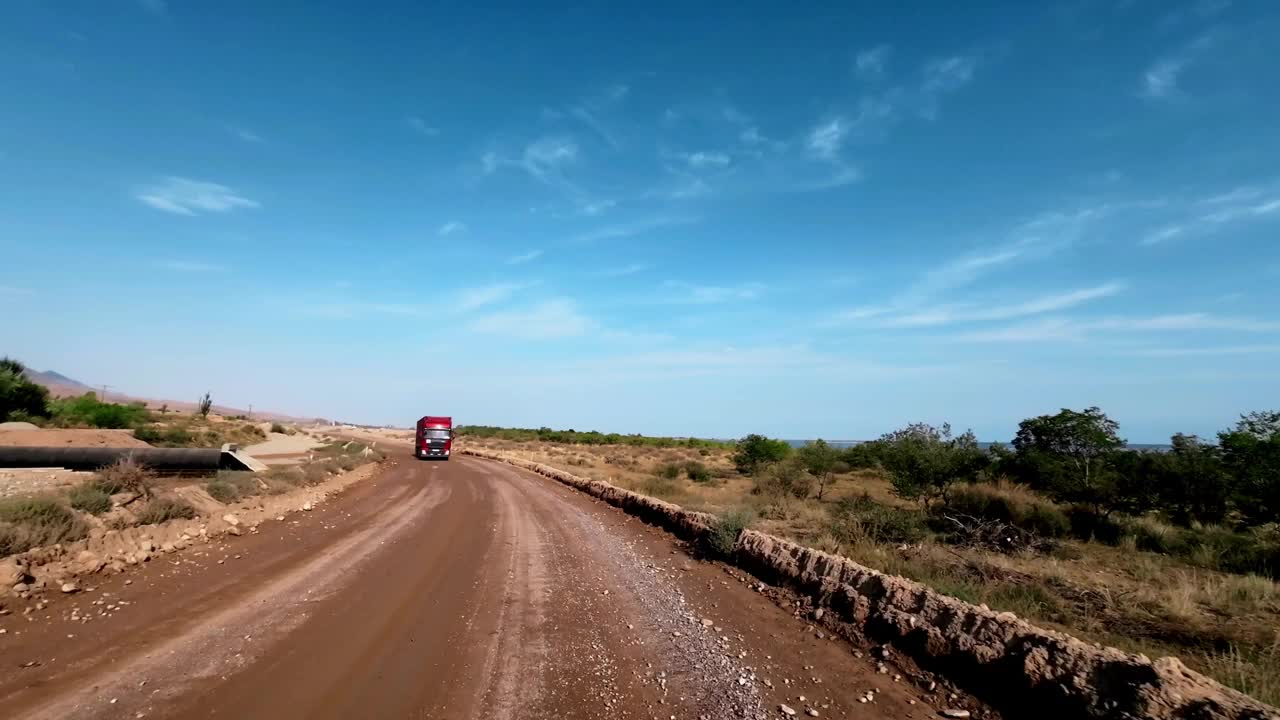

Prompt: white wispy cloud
[
  {"left": 437, "top": 221, "right": 466, "bottom": 236},
  {"left": 407, "top": 116, "right": 440, "bottom": 136},
  {"left": 455, "top": 282, "right": 525, "bottom": 312},
  {"left": 570, "top": 216, "right": 696, "bottom": 245},
  {"left": 469, "top": 298, "right": 593, "bottom": 340},
  {"left": 1142, "top": 58, "right": 1187, "bottom": 98},
  {"left": 522, "top": 136, "right": 578, "bottom": 178},
  {"left": 135, "top": 177, "right": 259, "bottom": 216},
  {"left": 506, "top": 249, "right": 544, "bottom": 265},
  {"left": 807, "top": 118, "right": 849, "bottom": 160},
  {"left": 1142, "top": 225, "right": 1185, "bottom": 245},
  {"left": 231, "top": 127, "right": 264, "bottom": 143},
  {"left": 570, "top": 107, "right": 619, "bottom": 149},
  {"left": 1122, "top": 344, "right": 1280, "bottom": 358},
  {"left": 951, "top": 313, "right": 1280, "bottom": 343},
  {"left": 1141, "top": 32, "right": 1215, "bottom": 100},
  {"left": 156, "top": 260, "right": 226, "bottom": 272},
  {"left": 593, "top": 263, "right": 650, "bottom": 278},
  {"left": 659, "top": 281, "right": 765, "bottom": 304},
  {"left": 918, "top": 56, "right": 977, "bottom": 117},
  {"left": 686, "top": 151, "right": 731, "bottom": 169},
  {"left": 578, "top": 199, "right": 617, "bottom": 216},
  {"left": 830, "top": 283, "right": 1126, "bottom": 329},
  {"left": 855, "top": 45, "right": 891, "bottom": 77}
]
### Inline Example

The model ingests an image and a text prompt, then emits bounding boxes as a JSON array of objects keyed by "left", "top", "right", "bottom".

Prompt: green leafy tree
[
  {"left": 797, "top": 439, "right": 840, "bottom": 500},
  {"left": 1011, "top": 407, "right": 1127, "bottom": 513},
  {"left": 1149, "top": 434, "right": 1232, "bottom": 526},
  {"left": 0, "top": 357, "right": 52, "bottom": 422},
  {"left": 751, "top": 455, "right": 814, "bottom": 499},
  {"left": 732, "top": 434, "right": 791, "bottom": 474},
  {"left": 878, "top": 422, "right": 987, "bottom": 506},
  {"left": 1219, "top": 411, "right": 1280, "bottom": 525}
]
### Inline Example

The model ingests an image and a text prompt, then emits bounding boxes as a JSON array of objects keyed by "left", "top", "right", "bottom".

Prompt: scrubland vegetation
[{"left": 465, "top": 406, "right": 1280, "bottom": 704}]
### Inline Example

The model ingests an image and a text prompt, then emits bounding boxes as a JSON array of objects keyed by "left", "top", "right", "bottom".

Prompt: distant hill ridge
[{"left": 20, "top": 366, "right": 329, "bottom": 425}]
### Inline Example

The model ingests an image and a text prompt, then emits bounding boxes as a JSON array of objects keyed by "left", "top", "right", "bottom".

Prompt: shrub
[
  {"left": 707, "top": 509, "right": 754, "bottom": 559},
  {"left": 656, "top": 462, "right": 681, "bottom": 480},
  {"left": 270, "top": 422, "right": 286, "bottom": 434},
  {"left": 0, "top": 357, "right": 52, "bottom": 422},
  {"left": 92, "top": 456, "right": 155, "bottom": 497},
  {"left": 684, "top": 461, "right": 713, "bottom": 483},
  {"left": 68, "top": 484, "right": 113, "bottom": 515},
  {"left": 827, "top": 494, "right": 927, "bottom": 545},
  {"left": 205, "top": 479, "right": 239, "bottom": 503},
  {"left": 133, "top": 424, "right": 195, "bottom": 447},
  {"left": 0, "top": 496, "right": 86, "bottom": 554},
  {"left": 639, "top": 475, "right": 681, "bottom": 499},
  {"left": 732, "top": 434, "right": 792, "bottom": 474},
  {"left": 751, "top": 456, "right": 813, "bottom": 499},
  {"left": 878, "top": 423, "right": 988, "bottom": 506},
  {"left": 941, "top": 484, "right": 1070, "bottom": 539},
  {"left": 50, "top": 393, "right": 150, "bottom": 429},
  {"left": 134, "top": 498, "right": 197, "bottom": 525}
]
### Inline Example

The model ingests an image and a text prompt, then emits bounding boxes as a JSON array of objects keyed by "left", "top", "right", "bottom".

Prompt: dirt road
[{"left": 0, "top": 456, "right": 944, "bottom": 720}]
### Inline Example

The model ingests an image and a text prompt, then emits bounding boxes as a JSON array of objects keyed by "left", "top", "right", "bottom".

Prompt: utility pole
[
  {"left": 99, "top": 384, "right": 113, "bottom": 402},
  {"left": 248, "top": 404, "right": 254, "bottom": 420}
]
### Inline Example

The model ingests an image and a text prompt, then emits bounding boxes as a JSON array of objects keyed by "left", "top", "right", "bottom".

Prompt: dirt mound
[
  {"left": 0, "top": 421, "right": 40, "bottom": 431},
  {"left": 0, "top": 428, "right": 152, "bottom": 448}
]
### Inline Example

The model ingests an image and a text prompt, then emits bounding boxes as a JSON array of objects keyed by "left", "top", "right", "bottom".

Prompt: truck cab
[{"left": 415, "top": 416, "right": 453, "bottom": 460}]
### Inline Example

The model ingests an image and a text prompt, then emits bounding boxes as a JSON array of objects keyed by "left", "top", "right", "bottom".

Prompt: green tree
[
  {"left": 878, "top": 422, "right": 987, "bottom": 506},
  {"left": 1011, "top": 407, "right": 1126, "bottom": 513},
  {"left": 797, "top": 439, "right": 840, "bottom": 500},
  {"left": 1151, "top": 434, "right": 1232, "bottom": 526},
  {"left": 732, "top": 434, "right": 791, "bottom": 474},
  {"left": 1219, "top": 411, "right": 1280, "bottom": 525},
  {"left": 751, "top": 455, "right": 814, "bottom": 499},
  {"left": 0, "top": 357, "right": 52, "bottom": 422}
]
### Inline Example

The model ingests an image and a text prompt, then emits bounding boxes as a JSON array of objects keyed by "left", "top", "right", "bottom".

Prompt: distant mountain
[
  {"left": 23, "top": 368, "right": 94, "bottom": 392},
  {"left": 20, "top": 366, "right": 330, "bottom": 424}
]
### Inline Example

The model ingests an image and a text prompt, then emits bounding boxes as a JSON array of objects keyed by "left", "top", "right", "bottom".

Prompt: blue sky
[{"left": 3, "top": 0, "right": 1279, "bottom": 442}]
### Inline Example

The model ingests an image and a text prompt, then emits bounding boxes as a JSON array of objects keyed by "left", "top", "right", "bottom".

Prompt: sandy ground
[
  {"left": 0, "top": 468, "right": 96, "bottom": 499},
  {"left": 0, "top": 453, "right": 966, "bottom": 720},
  {"left": 0, "top": 428, "right": 152, "bottom": 448},
  {"left": 242, "top": 432, "right": 326, "bottom": 457}
]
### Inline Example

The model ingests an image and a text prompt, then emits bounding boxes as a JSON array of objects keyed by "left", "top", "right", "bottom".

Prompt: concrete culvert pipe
[{"left": 0, "top": 446, "right": 234, "bottom": 472}]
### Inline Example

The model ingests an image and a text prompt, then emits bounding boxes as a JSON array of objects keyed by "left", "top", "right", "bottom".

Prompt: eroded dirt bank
[{"left": 0, "top": 455, "right": 949, "bottom": 720}]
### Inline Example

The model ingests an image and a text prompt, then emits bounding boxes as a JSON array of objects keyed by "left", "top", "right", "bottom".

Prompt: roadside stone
[
  {"left": 226, "top": 525, "right": 243, "bottom": 536},
  {"left": 221, "top": 514, "right": 241, "bottom": 527},
  {"left": 12, "top": 582, "right": 29, "bottom": 594},
  {"left": 61, "top": 582, "right": 79, "bottom": 593},
  {"left": 161, "top": 542, "right": 176, "bottom": 553},
  {"left": 779, "top": 704, "right": 797, "bottom": 717},
  {"left": 812, "top": 608, "right": 824, "bottom": 621},
  {"left": 941, "top": 711, "right": 971, "bottom": 719},
  {"left": 701, "top": 618, "right": 714, "bottom": 627},
  {"left": 302, "top": 502, "right": 314, "bottom": 512},
  {"left": 0, "top": 558, "right": 27, "bottom": 586},
  {"left": 807, "top": 710, "right": 820, "bottom": 717},
  {"left": 140, "top": 539, "right": 154, "bottom": 553}
]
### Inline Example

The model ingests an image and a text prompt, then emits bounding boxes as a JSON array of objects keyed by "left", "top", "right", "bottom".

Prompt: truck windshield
[{"left": 422, "top": 429, "right": 451, "bottom": 439}]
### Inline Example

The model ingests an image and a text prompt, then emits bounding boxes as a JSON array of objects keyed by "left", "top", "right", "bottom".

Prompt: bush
[
  {"left": 0, "top": 357, "right": 52, "bottom": 422},
  {"left": 133, "top": 424, "right": 195, "bottom": 447},
  {"left": 878, "top": 423, "right": 988, "bottom": 506},
  {"left": 684, "top": 461, "right": 713, "bottom": 483},
  {"left": 940, "top": 484, "right": 1070, "bottom": 539},
  {"left": 827, "top": 494, "right": 927, "bottom": 545},
  {"left": 205, "top": 479, "right": 239, "bottom": 503},
  {"left": 656, "top": 462, "right": 681, "bottom": 480},
  {"left": 68, "top": 484, "right": 113, "bottom": 515},
  {"left": 732, "top": 434, "right": 792, "bottom": 474},
  {"left": 751, "top": 457, "right": 813, "bottom": 499},
  {"left": 707, "top": 509, "right": 754, "bottom": 559},
  {"left": 50, "top": 393, "right": 150, "bottom": 429},
  {"left": 134, "top": 498, "right": 197, "bottom": 525},
  {"left": 92, "top": 456, "right": 155, "bottom": 497},
  {"left": 0, "top": 496, "right": 86, "bottom": 554},
  {"left": 270, "top": 422, "right": 286, "bottom": 433},
  {"left": 639, "top": 475, "right": 681, "bottom": 499}
]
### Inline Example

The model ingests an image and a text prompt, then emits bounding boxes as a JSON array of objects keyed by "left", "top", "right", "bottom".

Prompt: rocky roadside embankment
[
  {"left": 0, "top": 462, "right": 381, "bottom": 600},
  {"left": 461, "top": 446, "right": 1280, "bottom": 720}
]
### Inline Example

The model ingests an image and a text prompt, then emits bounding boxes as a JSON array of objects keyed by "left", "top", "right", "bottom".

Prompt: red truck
[{"left": 415, "top": 416, "right": 454, "bottom": 460}]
